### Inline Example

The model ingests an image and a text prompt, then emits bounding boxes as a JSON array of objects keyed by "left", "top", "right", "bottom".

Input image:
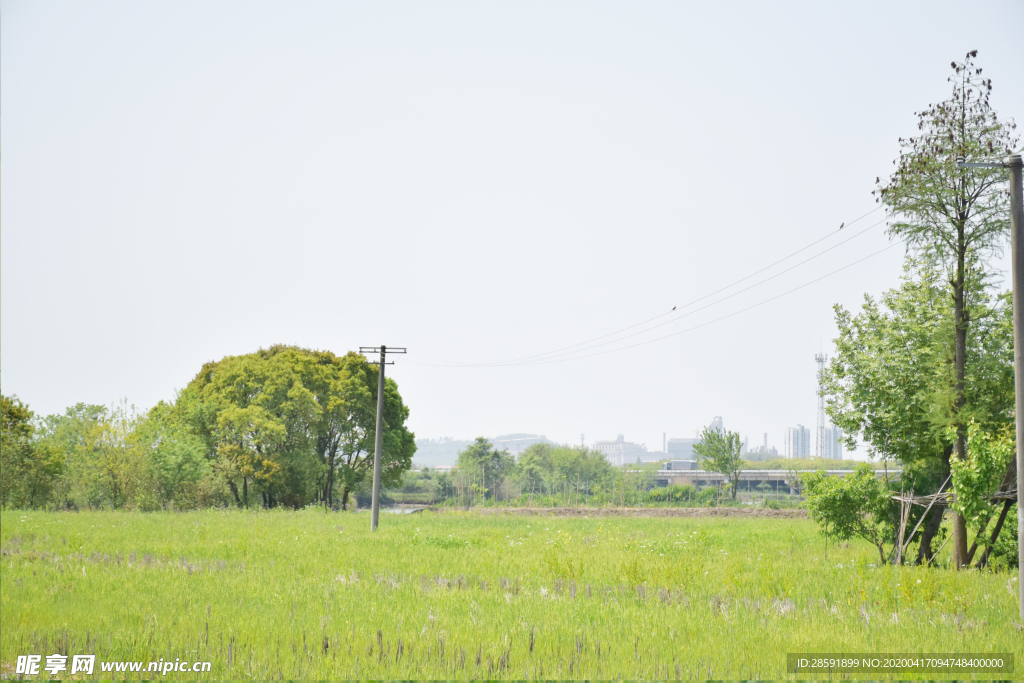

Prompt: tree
[
  {"left": 455, "top": 438, "right": 515, "bottom": 503},
  {"left": 133, "top": 400, "right": 225, "bottom": 508},
  {"left": 1, "top": 395, "right": 63, "bottom": 508},
  {"left": 876, "top": 50, "right": 1018, "bottom": 567},
  {"left": 182, "top": 345, "right": 415, "bottom": 509},
  {"left": 693, "top": 426, "right": 743, "bottom": 499},
  {"left": 802, "top": 464, "right": 895, "bottom": 564},
  {"left": 950, "top": 422, "right": 1016, "bottom": 567},
  {"left": 825, "top": 256, "right": 1014, "bottom": 562}
]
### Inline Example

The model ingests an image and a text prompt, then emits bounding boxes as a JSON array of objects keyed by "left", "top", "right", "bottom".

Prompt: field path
[{"left": 430, "top": 506, "right": 808, "bottom": 518}]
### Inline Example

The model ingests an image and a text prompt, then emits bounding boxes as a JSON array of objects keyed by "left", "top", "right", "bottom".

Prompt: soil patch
[{"left": 427, "top": 506, "right": 807, "bottom": 519}]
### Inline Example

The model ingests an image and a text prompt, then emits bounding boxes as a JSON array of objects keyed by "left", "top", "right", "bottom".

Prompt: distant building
[
  {"left": 490, "top": 434, "right": 552, "bottom": 455},
  {"left": 784, "top": 425, "right": 811, "bottom": 458},
  {"left": 593, "top": 434, "right": 648, "bottom": 466},
  {"left": 822, "top": 426, "right": 844, "bottom": 460},
  {"left": 747, "top": 432, "right": 779, "bottom": 460},
  {"left": 708, "top": 416, "right": 724, "bottom": 432},
  {"left": 667, "top": 438, "right": 700, "bottom": 460}
]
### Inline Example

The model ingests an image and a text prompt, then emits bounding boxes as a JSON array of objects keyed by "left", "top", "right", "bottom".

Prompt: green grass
[{"left": 1, "top": 509, "right": 1020, "bottom": 679}]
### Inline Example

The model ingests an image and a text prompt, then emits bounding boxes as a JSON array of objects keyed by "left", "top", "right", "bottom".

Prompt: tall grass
[{"left": 1, "top": 509, "right": 1019, "bottom": 679}]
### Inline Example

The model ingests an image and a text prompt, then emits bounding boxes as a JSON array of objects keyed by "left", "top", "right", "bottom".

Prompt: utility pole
[
  {"left": 958, "top": 153, "right": 1023, "bottom": 620},
  {"left": 1012, "top": 155, "right": 1024, "bottom": 623},
  {"left": 359, "top": 345, "right": 407, "bottom": 531}
]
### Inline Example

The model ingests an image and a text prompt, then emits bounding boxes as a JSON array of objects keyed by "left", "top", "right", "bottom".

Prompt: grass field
[{"left": 1, "top": 508, "right": 1020, "bottom": 679}]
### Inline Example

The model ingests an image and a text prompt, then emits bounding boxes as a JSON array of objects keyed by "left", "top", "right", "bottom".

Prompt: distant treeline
[{"left": 1, "top": 345, "right": 415, "bottom": 511}]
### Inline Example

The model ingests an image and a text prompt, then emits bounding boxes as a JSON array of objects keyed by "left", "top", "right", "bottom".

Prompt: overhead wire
[
  {"left": 411, "top": 237, "right": 904, "bottom": 367},
  {"left": 500, "top": 239, "right": 906, "bottom": 366},
  {"left": 412, "top": 205, "right": 882, "bottom": 367},
  {"left": 481, "top": 215, "right": 888, "bottom": 365},
  {"left": 411, "top": 205, "right": 887, "bottom": 367}
]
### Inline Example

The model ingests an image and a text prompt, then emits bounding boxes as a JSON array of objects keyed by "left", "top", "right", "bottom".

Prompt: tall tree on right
[{"left": 876, "top": 50, "right": 1018, "bottom": 568}]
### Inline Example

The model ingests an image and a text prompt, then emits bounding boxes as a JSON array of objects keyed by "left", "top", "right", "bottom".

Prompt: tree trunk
[
  {"left": 976, "top": 499, "right": 1013, "bottom": 569},
  {"left": 951, "top": 245, "right": 970, "bottom": 569},
  {"left": 228, "top": 479, "right": 241, "bottom": 506},
  {"left": 324, "top": 449, "right": 336, "bottom": 509},
  {"left": 340, "top": 485, "right": 350, "bottom": 511},
  {"left": 916, "top": 445, "right": 952, "bottom": 564}
]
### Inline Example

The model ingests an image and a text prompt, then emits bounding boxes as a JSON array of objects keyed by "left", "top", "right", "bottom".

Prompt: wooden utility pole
[
  {"left": 958, "top": 154, "right": 1023, "bottom": 618},
  {"left": 1009, "top": 154, "right": 1024, "bottom": 620},
  {"left": 359, "top": 345, "right": 407, "bottom": 531}
]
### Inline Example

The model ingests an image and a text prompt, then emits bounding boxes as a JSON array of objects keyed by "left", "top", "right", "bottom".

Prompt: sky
[{"left": 3, "top": 0, "right": 1023, "bottom": 460}]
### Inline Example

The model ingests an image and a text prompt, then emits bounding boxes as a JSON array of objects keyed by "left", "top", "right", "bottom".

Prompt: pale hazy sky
[{"left": 3, "top": 1, "right": 1022, "bottom": 458}]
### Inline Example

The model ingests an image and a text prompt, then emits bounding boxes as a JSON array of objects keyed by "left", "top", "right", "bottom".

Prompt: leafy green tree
[
  {"left": 693, "top": 426, "right": 743, "bottom": 499},
  {"left": 515, "top": 443, "right": 550, "bottom": 500},
  {"left": 802, "top": 464, "right": 895, "bottom": 564},
  {"left": 182, "top": 345, "right": 414, "bottom": 509},
  {"left": 455, "top": 438, "right": 515, "bottom": 502},
  {"left": 36, "top": 401, "right": 155, "bottom": 510},
  {"left": 824, "top": 256, "right": 1014, "bottom": 562},
  {"left": 511, "top": 443, "right": 613, "bottom": 504},
  {"left": 134, "top": 400, "right": 226, "bottom": 508},
  {"left": 1, "top": 395, "right": 62, "bottom": 508},
  {"left": 39, "top": 403, "right": 108, "bottom": 508},
  {"left": 875, "top": 50, "right": 1018, "bottom": 567},
  {"left": 951, "top": 422, "right": 1016, "bottom": 565},
  {"left": 183, "top": 349, "right": 320, "bottom": 507},
  {"left": 303, "top": 350, "right": 415, "bottom": 511}
]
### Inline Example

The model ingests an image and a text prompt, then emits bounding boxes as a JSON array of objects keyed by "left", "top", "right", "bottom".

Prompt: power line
[
  {"left": 414, "top": 210, "right": 888, "bottom": 367},
  {"left": 414, "top": 205, "right": 882, "bottom": 367},
  {"left": 412, "top": 239, "right": 903, "bottom": 367},
  {"left": 481, "top": 216, "right": 887, "bottom": 365}
]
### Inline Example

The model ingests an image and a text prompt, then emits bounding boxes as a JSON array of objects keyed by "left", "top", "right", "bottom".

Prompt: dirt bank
[{"left": 427, "top": 506, "right": 808, "bottom": 519}]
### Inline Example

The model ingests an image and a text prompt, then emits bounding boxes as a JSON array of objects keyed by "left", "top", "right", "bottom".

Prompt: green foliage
[
  {"left": 3, "top": 346, "right": 415, "bottom": 511},
  {"left": 876, "top": 51, "right": 1017, "bottom": 269},
  {"left": 454, "top": 438, "right": 516, "bottom": 501},
  {"left": 989, "top": 505, "right": 1019, "bottom": 570},
  {"left": 693, "top": 426, "right": 744, "bottom": 499},
  {"left": 745, "top": 458, "right": 855, "bottom": 471},
  {"left": 950, "top": 423, "right": 1015, "bottom": 530},
  {"left": 513, "top": 444, "right": 613, "bottom": 494},
  {"left": 824, "top": 257, "right": 1013, "bottom": 530},
  {"left": 645, "top": 484, "right": 696, "bottom": 504},
  {"left": 873, "top": 52, "right": 1018, "bottom": 564},
  {"left": 1, "top": 395, "right": 62, "bottom": 508},
  {"left": 802, "top": 464, "right": 895, "bottom": 563},
  {"left": 184, "top": 345, "right": 415, "bottom": 509},
  {"left": 35, "top": 401, "right": 157, "bottom": 510}
]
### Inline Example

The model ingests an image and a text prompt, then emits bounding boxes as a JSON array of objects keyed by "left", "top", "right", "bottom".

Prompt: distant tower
[
  {"left": 815, "top": 353, "right": 827, "bottom": 458},
  {"left": 581, "top": 434, "right": 585, "bottom": 447}
]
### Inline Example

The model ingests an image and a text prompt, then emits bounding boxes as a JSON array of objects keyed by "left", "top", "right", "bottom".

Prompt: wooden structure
[{"left": 892, "top": 472, "right": 1018, "bottom": 566}]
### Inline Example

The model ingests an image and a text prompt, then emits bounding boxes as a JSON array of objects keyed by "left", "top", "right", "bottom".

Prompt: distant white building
[
  {"left": 784, "top": 425, "right": 811, "bottom": 458},
  {"left": 593, "top": 435, "right": 648, "bottom": 466},
  {"left": 667, "top": 438, "right": 700, "bottom": 460},
  {"left": 822, "top": 426, "right": 845, "bottom": 460},
  {"left": 747, "top": 432, "right": 779, "bottom": 459},
  {"left": 490, "top": 434, "right": 552, "bottom": 455}
]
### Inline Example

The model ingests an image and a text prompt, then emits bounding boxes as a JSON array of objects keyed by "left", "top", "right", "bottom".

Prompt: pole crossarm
[{"left": 955, "top": 158, "right": 1010, "bottom": 169}]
